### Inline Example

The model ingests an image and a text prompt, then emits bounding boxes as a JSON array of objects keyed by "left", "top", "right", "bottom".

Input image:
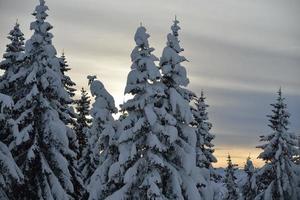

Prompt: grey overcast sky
[{"left": 0, "top": 0, "right": 299, "bottom": 167}]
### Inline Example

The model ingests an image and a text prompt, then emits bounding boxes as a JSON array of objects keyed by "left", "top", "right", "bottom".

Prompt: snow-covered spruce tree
[
  {"left": 105, "top": 25, "right": 173, "bottom": 199},
  {"left": 224, "top": 155, "right": 239, "bottom": 200},
  {"left": 192, "top": 90, "right": 217, "bottom": 169},
  {"left": 57, "top": 52, "right": 80, "bottom": 159},
  {"left": 87, "top": 76, "right": 120, "bottom": 200},
  {"left": 0, "top": 21, "right": 25, "bottom": 97},
  {"left": 56, "top": 54, "right": 82, "bottom": 191},
  {"left": 242, "top": 156, "right": 257, "bottom": 200},
  {"left": 58, "top": 52, "right": 77, "bottom": 124},
  {"left": 80, "top": 75, "right": 117, "bottom": 186},
  {"left": 255, "top": 89, "right": 300, "bottom": 200},
  {"left": 75, "top": 87, "right": 92, "bottom": 159},
  {"left": 10, "top": 0, "right": 85, "bottom": 199},
  {"left": 159, "top": 18, "right": 214, "bottom": 199},
  {"left": 0, "top": 93, "right": 23, "bottom": 200},
  {"left": 59, "top": 52, "right": 76, "bottom": 99}
]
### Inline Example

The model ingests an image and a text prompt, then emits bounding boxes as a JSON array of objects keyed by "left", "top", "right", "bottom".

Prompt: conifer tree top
[
  {"left": 0, "top": 21, "right": 25, "bottom": 70},
  {"left": 171, "top": 16, "right": 180, "bottom": 37},
  {"left": 267, "top": 87, "right": 290, "bottom": 132},
  {"left": 124, "top": 25, "right": 160, "bottom": 96},
  {"left": 257, "top": 88, "right": 297, "bottom": 161},
  {"left": 160, "top": 17, "right": 189, "bottom": 87},
  {"left": 225, "top": 154, "right": 238, "bottom": 171},
  {"left": 28, "top": 0, "right": 54, "bottom": 50},
  {"left": 224, "top": 154, "right": 239, "bottom": 200},
  {"left": 167, "top": 17, "right": 183, "bottom": 53},
  {"left": 227, "top": 154, "right": 234, "bottom": 167},
  {"left": 200, "top": 90, "right": 205, "bottom": 100},
  {"left": 33, "top": 0, "right": 48, "bottom": 22},
  {"left": 244, "top": 156, "right": 254, "bottom": 173},
  {"left": 194, "top": 90, "right": 209, "bottom": 118},
  {"left": 134, "top": 25, "right": 150, "bottom": 49},
  {"left": 7, "top": 22, "right": 25, "bottom": 47}
]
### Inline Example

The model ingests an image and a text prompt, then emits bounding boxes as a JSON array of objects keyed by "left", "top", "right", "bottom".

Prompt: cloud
[{"left": 0, "top": 0, "right": 299, "bottom": 167}]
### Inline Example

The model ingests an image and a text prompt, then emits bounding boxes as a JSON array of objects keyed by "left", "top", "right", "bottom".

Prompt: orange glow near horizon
[{"left": 213, "top": 146, "right": 265, "bottom": 168}]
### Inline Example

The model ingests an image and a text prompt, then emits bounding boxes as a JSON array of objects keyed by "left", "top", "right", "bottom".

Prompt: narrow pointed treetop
[
  {"left": 59, "top": 52, "right": 76, "bottom": 97},
  {"left": 244, "top": 156, "right": 255, "bottom": 172},
  {"left": 75, "top": 87, "right": 92, "bottom": 158},
  {"left": 33, "top": 0, "right": 48, "bottom": 22},
  {"left": 226, "top": 154, "right": 238, "bottom": 170},
  {"left": 124, "top": 25, "right": 161, "bottom": 96},
  {"left": 171, "top": 15, "right": 180, "bottom": 37},
  {"left": 27, "top": 0, "right": 55, "bottom": 54},
  {"left": 242, "top": 156, "right": 257, "bottom": 200},
  {"left": 58, "top": 52, "right": 77, "bottom": 128},
  {"left": 0, "top": 21, "right": 26, "bottom": 100},
  {"left": 0, "top": 22, "right": 25, "bottom": 82},
  {"left": 224, "top": 154, "right": 239, "bottom": 200},
  {"left": 267, "top": 87, "right": 289, "bottom": 133},
  {"left": 192, "top": 90, "right": 217, "bottom": 169},
  {"left": 160, "top": 17, "right": 189, "bottom": 89},
  {"left": 0, "top": 22, "right": 25, "bottom": 70}
]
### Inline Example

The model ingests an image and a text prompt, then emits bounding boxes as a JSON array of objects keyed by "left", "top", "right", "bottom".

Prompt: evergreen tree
[
  {"left": 0, "top": 24, "right": 26, "bottom": 200},
  {"left": 0, "top": 93, "right": 23, "bottom": 200},
  {"left": 224, "top": 155, "right": 239, "bottom": 200},
  {"left": 80, "top": 75, "right": 117, "bottom": 185},
  {"left": 242, "top": 156, "right": 257, "bottom": 200},
  {"left": 10, "top": 1, "right": 85, "bottom": 199},
  {"left": 105, "top": 25, "right": 171, "bottom": 199},
  {"left": 87, "top": 76, "right": 119, "bottom": 200},
  {"left": 255, "top": 88, "right": 300, "bottom": 200},
  {"left": 159, "top": 18, "right": 213, "bottom": 199},
  {"left": 57, "top": 52, "right": 81, "bottom": 179},
  {"left": 0, "top": 22, "right": 30, "bottom": 154},
  {"left": 75, "top": 87, "right": 92, "bottom": 159},
  {"left": 192, "top": 90, "right": 217, "bottom": 169},
  {"left": 59, "top": 51, "right": 76, "bottom": 98},
  {"left": 57, "top": 52, "right": 77, "bottom": 125},
  {"left": 0, "top": 21, "right": 25, "bottom": 97}
]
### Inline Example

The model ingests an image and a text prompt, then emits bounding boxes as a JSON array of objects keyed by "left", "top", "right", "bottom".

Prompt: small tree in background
[
  {"left": 59, "top": 52, "right": 76, "bottom": 98},
  {"left": 242, "top": 156, "right": 257, "bottom": 200},
  {"left": 87, "top": 76, "right": 119, "bottom": 200},
  {"left": 75, "top": 87, "right": 92, "bottom": 159},
  {"left": 224, "top": 154, "right": 239, "bottom": 200},
  {"left": 0, "top": 21, "right": 25, "bottom": 97},
  {"left": 192, "top": 90, "right": 217, "bottom": 169},
  {"left": 58, "top": 52, "right": 77, "bottom": 125},
  {"left": 79, "top": 75, "right": 117, "bottom": 187}
]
